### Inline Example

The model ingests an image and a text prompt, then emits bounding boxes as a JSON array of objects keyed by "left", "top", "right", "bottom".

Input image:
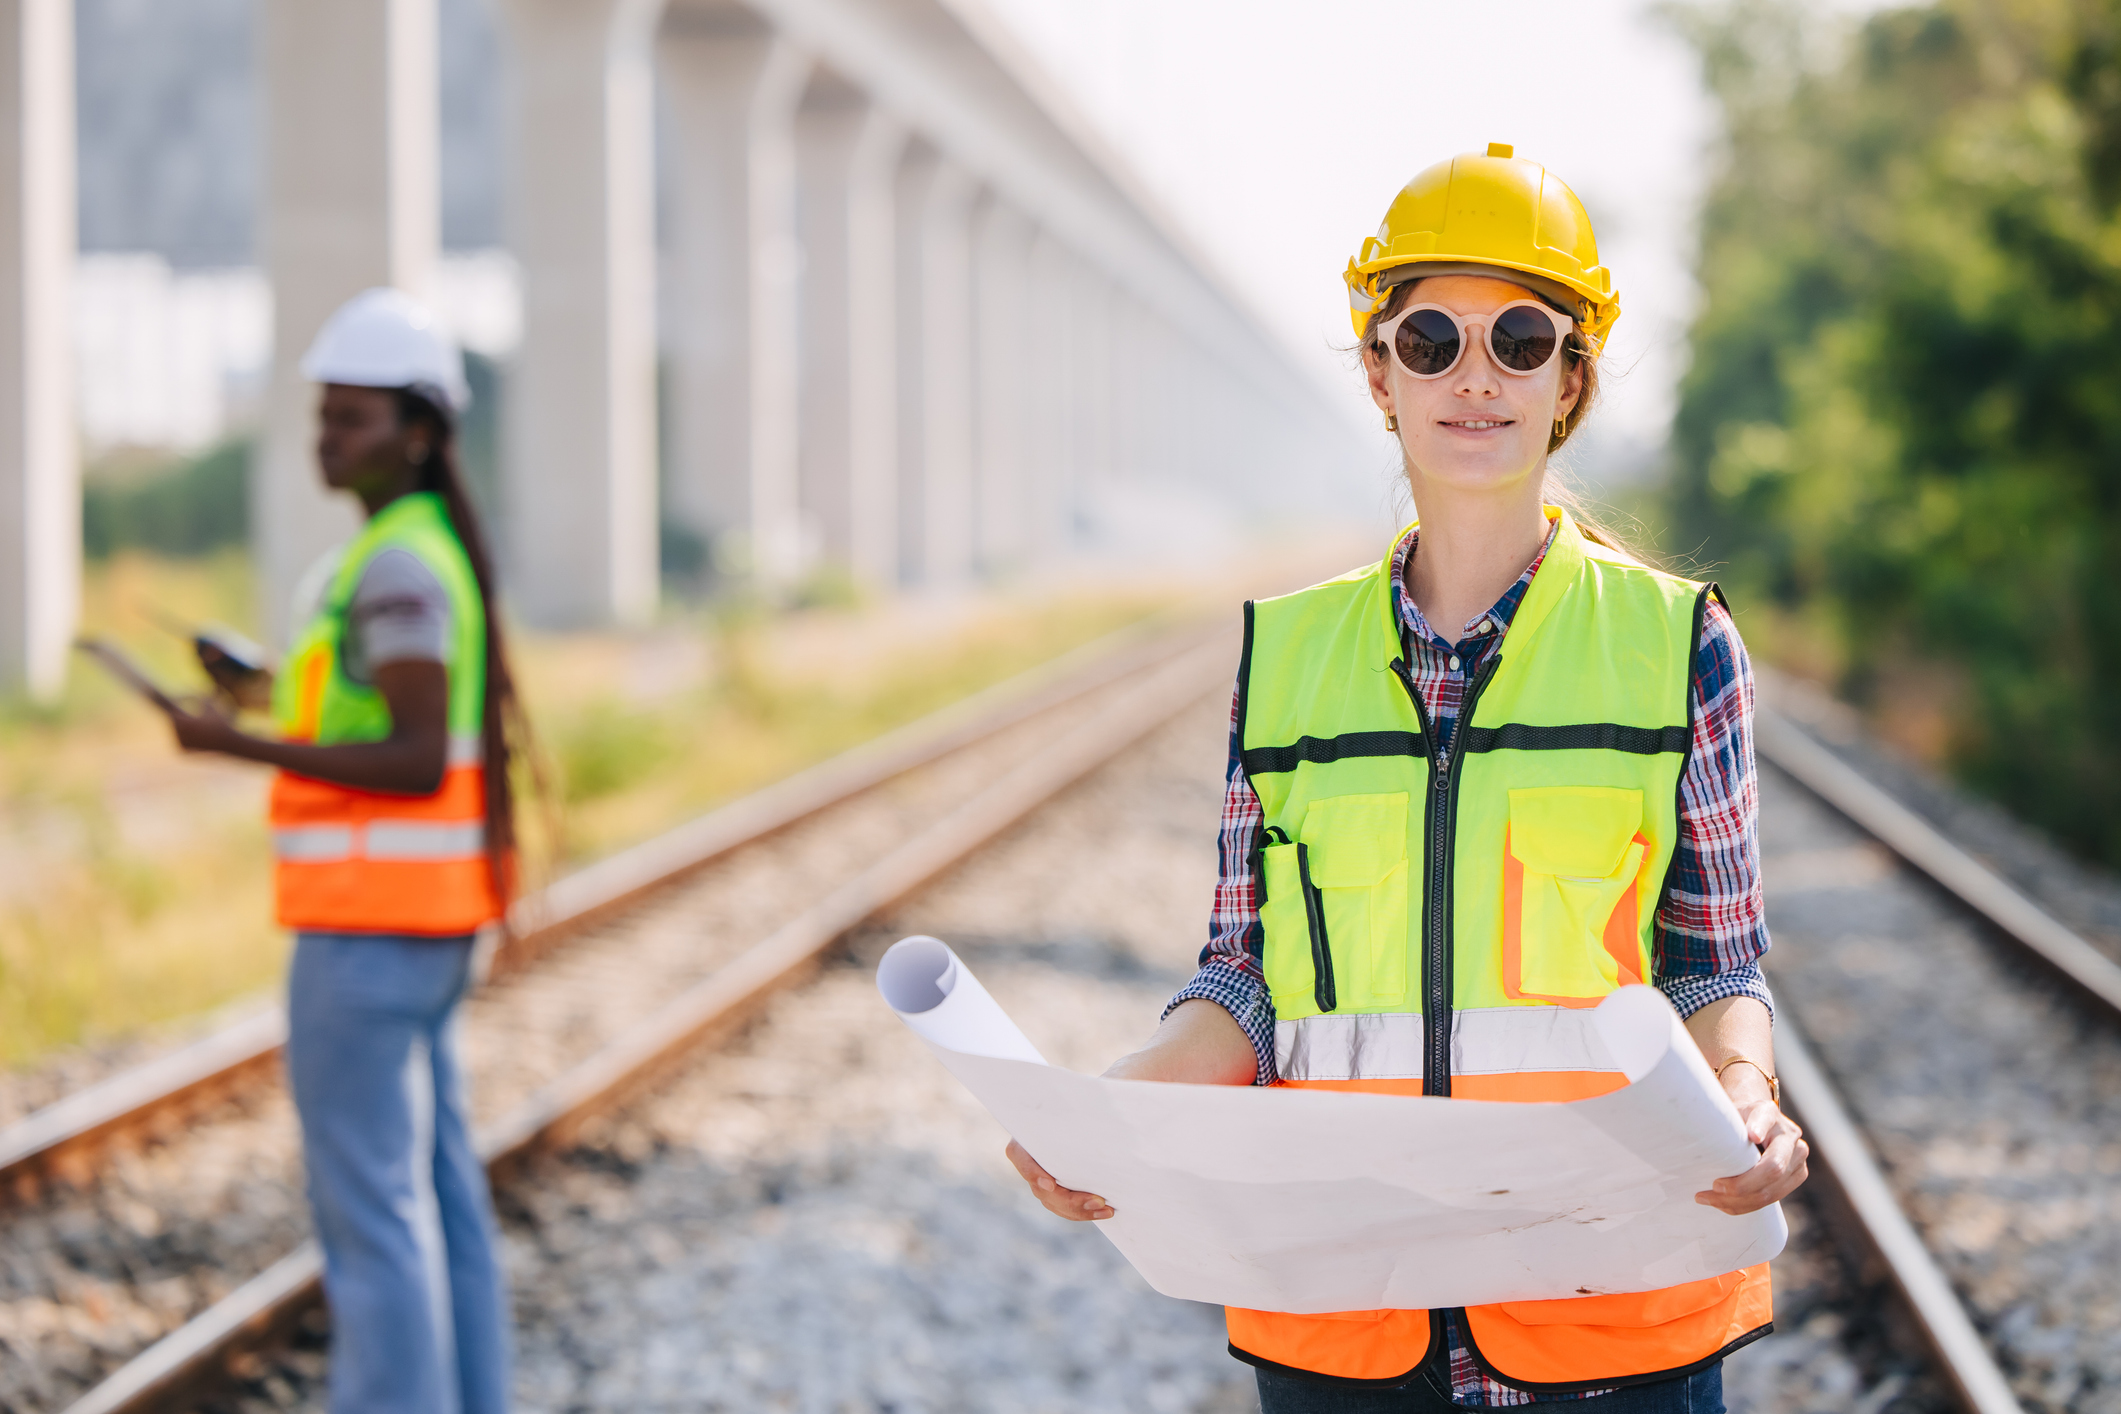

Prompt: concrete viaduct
[{"left": 0, "top": 0, "right": 1363, "bottom": 694}]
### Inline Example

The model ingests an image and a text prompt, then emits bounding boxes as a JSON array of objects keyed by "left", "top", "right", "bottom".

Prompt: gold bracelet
[{"left": 1714, "top": 1055, "right": 1780, "bottom": 1108}]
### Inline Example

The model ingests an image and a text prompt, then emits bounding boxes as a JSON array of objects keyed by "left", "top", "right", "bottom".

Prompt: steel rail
[
  {"left": 1754, "top": 705, "right": 2121, "bottom": 1021},
  {"left": 58, "top": 634, "right": 1237, "bottom": 1414},
  {"left": 0, "top": 611, "right": 1218, "bottom": 1198},
  {"left": 1775, "top": 1019, "right": 2025, "bottom": 1414},
  {"left": 1749, "top": 702, "right": 2121, "bottom": 1414}
]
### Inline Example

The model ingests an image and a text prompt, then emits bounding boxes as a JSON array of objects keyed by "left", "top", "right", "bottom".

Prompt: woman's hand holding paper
[{"left": 1003, "top": 998, "right": 1255, "bottom": 1222}]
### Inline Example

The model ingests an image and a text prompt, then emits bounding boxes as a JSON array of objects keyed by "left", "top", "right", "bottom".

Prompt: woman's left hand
[{"left": 1697, "top": 1097, "right": 1808, "bottom": 1214}]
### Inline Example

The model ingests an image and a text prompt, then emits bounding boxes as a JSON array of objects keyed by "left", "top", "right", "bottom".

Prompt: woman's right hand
[
  {"left": 1003, "top": 998, "right": 1256, "bottom": 1223},
  {"left": 1005, "top": 1139, "right": 1114, "bottom": 1221},
  {"left": 167, "top": 696, "right": 248, "bottom": 755}
]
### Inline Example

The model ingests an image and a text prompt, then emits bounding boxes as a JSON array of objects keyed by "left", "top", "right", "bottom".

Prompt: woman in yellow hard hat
[
  {"left": 1007, "top": 146, "right": 1808, "bottom": 1411},
  {"left": 162, "top": 289, "right": 528, "bottom": 1413}
]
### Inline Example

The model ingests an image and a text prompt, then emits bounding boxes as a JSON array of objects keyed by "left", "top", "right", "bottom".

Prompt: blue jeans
[
  {"left": 287, "top": 933, "right": 511, "bottom": 1414},
  {"left": 1255, "top": 1362, "right": 1723, "bottom": 1413}
]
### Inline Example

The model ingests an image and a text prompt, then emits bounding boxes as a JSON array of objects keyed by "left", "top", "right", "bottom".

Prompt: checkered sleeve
[
  {"left": 1162, "top": 681, "right": 1279, "bottom": 1085},
  {"left": 1653, "top": 596, "right": 1775, "bottom": 1021}
]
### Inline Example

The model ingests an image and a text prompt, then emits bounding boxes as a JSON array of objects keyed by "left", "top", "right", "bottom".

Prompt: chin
[{"left": 1407, "top": 445, "right": 1547, "bottom": 490}]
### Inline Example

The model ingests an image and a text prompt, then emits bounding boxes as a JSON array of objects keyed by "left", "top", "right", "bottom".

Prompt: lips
[{"left": 1443, "top": 419, "right": 1511, "bottom": 430}]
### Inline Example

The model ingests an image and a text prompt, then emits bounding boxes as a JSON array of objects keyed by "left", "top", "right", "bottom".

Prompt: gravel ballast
[{"left": 16, "top": 673, "right": 2120, "bottom": 1413}]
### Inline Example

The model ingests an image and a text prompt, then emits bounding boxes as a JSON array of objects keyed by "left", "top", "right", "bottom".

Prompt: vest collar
[
  {"left": 328, "top": 491, "right": 448, "bottom": 608},
  {"left": 361, "top": 489, "right": 446, "bottom": 541}
]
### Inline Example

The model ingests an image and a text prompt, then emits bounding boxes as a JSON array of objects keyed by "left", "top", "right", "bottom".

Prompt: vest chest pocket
[
  {"left": 1504, "top": 787, "right": 1652, "bottom": 1007},
  {"left": 1260, "top": 792, "right": 1411, "bottom": 1013}
]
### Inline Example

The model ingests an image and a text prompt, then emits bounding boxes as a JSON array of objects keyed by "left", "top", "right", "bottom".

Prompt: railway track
[
  {"left": 1, "top": 614, "right": 1238, "bottom": 1414},
  {"left": 1752, "top": 700, "right": 2121, "bottom": 1414},
  {"left": 10, "top": 625, "right": 2119, "bottom": 1414}
]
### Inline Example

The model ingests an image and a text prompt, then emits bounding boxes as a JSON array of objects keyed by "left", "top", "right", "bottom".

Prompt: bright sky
[{"left": 975, "top": 0, "right": 1804, "bottom": 488}]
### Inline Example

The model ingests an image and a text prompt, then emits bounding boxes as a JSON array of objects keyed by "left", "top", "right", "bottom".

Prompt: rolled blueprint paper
[
  {"left": 877, "top": 935, "right": 1786, "bottom": 1314},
  {"left": 876, "top": 935, "right": 1046, "bottom": 1064}
]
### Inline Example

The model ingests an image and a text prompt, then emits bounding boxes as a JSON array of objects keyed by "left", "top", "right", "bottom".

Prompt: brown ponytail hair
[{"left": 393, "top": 389, "right": 538, "bottom": 912}]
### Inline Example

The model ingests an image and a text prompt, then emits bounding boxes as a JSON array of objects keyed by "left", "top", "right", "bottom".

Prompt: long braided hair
[{"left": 393, "top": 388, "right": 537, "bottom": 911}]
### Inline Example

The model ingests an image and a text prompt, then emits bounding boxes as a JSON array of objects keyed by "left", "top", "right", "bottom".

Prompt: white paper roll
[{"left": 876, "top": 935, "right": 1046, "bottom": 1065}]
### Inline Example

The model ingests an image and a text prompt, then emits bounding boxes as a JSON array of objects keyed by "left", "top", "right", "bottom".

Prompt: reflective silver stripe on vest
[
  {"left": 273, "top": 821, "right": 484, "bottom": 863},
  {"left": 1276, "top": 1006, "right": 1624, "bottom": 1083},
  {"left": 449, "top": 733, "right": 482, "bottom": 767},
  {"left": 365, "top": 820, "right": 486, "bottom": 860},
  {"left": 272, "top": 825, "right": 355, "bottom": 862}
]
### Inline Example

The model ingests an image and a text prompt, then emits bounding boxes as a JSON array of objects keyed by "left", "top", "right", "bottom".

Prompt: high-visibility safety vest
[
  {"left": 1224, "top": 507, "right": 1771, "bottom": 1393},
  {"left": 268, "top": 490, "right": 500, "bottom": 936}
]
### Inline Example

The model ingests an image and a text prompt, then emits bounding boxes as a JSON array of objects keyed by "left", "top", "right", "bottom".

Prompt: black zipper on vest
[{"left": 1392, "top": 652, "right": 1500, "bottom": 1098}]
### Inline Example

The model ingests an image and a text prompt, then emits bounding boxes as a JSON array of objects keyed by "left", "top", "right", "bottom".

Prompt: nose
[{"left": 1452, "top": 322, "right": 1502, "bottom": 394}]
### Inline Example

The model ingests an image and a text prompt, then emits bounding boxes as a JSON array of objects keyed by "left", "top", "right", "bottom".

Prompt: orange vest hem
[
  {"left": 1225, "top": 1307, "right": 1437, "bottom": 1385},
  {"left": 1459, "top": 1261, "right": 1775, "bottom": 1391},
  {"left": 1459, "top": 1316, "right": 1774, "bottom": 1395},
  {"left": 1223, "top": 1261, "right": 1772, "bottom": 1391}
]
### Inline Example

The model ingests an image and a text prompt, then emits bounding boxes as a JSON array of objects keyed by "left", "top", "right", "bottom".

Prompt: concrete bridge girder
[{"left": 1, "top": 0, "right": 1354, "bottom": 687}]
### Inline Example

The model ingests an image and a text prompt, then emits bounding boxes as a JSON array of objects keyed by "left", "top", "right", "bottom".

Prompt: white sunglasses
[{"left": 1370, "top": 300, "right": 1575, "bottom": 379}]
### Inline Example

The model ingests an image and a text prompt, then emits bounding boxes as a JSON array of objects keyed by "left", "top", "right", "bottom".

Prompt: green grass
[
  {"left": 537, "top": 591, "right": 1165, "bottom": 866},
  {"left": 0, "top": 552, "right": 1168, "bottom": 1067}
]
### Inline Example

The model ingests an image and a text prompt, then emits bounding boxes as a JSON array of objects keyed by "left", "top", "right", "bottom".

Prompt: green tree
[{"left": 1668, "top": 0, "right": 2121, "bottom": 864}]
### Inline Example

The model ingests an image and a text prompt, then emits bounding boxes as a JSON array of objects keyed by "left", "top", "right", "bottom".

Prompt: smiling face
[{"left": 1364, "top": 274, "right": 1585, "bottom": 500}]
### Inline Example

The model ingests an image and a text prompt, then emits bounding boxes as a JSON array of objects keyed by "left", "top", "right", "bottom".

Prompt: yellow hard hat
[{"left": 1345, "top": 142, "right": 1619, "bottom": 347}]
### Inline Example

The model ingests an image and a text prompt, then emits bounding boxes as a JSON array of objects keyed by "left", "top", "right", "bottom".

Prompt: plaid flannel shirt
[{"left": 1167, "top": 522, "right": 1774, "bottom": 1407}]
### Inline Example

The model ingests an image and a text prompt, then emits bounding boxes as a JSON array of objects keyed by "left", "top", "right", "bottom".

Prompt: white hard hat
[{"left": 300, "top": 286, "right": 471, "bottom": 414}]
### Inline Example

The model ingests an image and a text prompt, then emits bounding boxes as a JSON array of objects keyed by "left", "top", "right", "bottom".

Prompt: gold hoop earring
[
  {"left": 1552, "top": 416, "right": 1567, "bottom": 440},
  {"left": 1385, "top": 413, "right": 1399, "bottom": 432}
]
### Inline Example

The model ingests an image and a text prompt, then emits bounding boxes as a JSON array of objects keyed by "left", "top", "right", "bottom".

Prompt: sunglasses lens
[
  {"left": 1491, "top": 306, "right": 1559, "bottom": 372},
  {"left": 1394, "top": 309, "right": 1462, "bottom": 375}
]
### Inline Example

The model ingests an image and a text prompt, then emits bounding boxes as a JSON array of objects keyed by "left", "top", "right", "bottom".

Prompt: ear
[
  {"left": 1555, "top": 355, "right": 1586, "bottom": 420},
  {"left": 1364, "top": 340, "right": 1395, "bottom": 415}
]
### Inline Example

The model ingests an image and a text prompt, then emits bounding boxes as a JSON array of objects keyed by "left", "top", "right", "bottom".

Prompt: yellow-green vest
[{"left": 1224, "top": 507, "right": 1773, "bottom": 1392}]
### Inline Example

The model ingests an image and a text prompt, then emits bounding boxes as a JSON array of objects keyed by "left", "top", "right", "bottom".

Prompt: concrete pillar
[
  {"left": 1102, "top": 292, "right": 1166, "bottom": 551},
  {"left": 661, "top": 21, "right": 807, "bottom": 590},
  {"left": 1073, "top": 262, "right": 1114, "bottom": 551},
  {"left": 0, "top": 0, "right": 72, "bottom": 698},
  {"left": 256, "top": 0, "right": 439, "bottom": 646},
  {"left": 844, "top": 113, "right": 906, "bottom": 592},
  {"left": 913, "top": 159, "right": 976, "bottom": 587},
  {"left": 1019, "top": 231, "right": 1063, "bottom": 563},
  {"left": 892, "top": 144, "right": 933, "bottom": 589},
  {"left": 972, "top": 199, "right": 1031, "bottom": 576},
  {"left": 497, "top": 0, "right": 663, "bottom": 628},
  {"left": 1025, "top": 232, "right": 1088, "bottom": 562},
  {"left": 795, "top": 85, "right": 901, "bottom": 584}
]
